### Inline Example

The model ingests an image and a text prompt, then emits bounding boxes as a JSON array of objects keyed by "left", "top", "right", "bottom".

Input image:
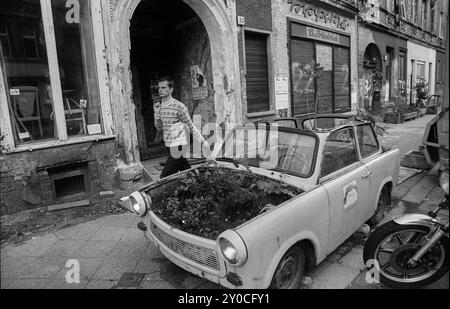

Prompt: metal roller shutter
[
  {"left": 333, "top": 46, "right": 351, "bottom": 112},
  {"left": 290, "top": 39, "right": 316, "bottom": 115},
  {"left": 245, "top": 32, "right": 270, "bottom": 113}
]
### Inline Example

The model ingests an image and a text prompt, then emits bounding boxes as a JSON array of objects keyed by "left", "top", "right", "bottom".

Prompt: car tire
[
  {"left": 269, "top": 245, "right": 306, "bottom": 289},
  {"left": 367, "top": 186, "right": 391, "bottom": 227}
]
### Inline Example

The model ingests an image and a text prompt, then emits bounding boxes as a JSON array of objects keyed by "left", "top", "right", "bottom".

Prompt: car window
[
  {"left": 219, "top": 126, "right": 317, "bottom": 177},
  {"left": 302, "top": 118, "right": 349, "bottom": 130},
  {"left": 320, "top": 127, "right": 358, "bottom": 178},
  {"left": 357, "top": 124, "right": 379, "bottom": 158},
  {"left": 273, "top": 119, "right": 297, "bottom": 128}
]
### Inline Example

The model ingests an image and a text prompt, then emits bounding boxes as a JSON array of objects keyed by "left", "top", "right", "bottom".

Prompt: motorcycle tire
[{"left": 363, "top": 221, "right": 449, "bottom": 289}]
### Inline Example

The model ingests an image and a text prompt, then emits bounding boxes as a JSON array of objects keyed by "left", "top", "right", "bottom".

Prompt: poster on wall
[
  {"left": 275, "top": 76, "right": 289, "bottom": 110},
  {"left": 191, "top": 65, "right": 208, "bottom": 100},
  {"left": 316, "top": 44, "right": 333, "bottom": 71}
]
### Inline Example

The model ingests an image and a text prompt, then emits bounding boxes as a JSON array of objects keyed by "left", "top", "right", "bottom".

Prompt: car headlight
[
  {"left": 217, "top": 230, "right": 247, "bottom": 266},
  {"left": 128, "top": 191, "right": 150, "bottom": 217}
]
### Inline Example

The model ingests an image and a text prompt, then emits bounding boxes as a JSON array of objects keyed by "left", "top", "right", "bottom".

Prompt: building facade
[
  {"left": 0, "top": 0, "right": 242, "bottom": 215},
  {"left": 0, "top": 0, "right": 448, "bottom": 216},
  {"left": 358, "top": 0, "right": 448, "bottom": 113}
]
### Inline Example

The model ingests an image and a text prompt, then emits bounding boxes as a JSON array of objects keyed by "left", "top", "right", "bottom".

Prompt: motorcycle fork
[{"left": 409, "top": 223, "right": 449, "bottom": 266}]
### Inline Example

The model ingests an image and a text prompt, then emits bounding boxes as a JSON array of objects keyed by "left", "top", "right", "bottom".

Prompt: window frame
[
  {"left": 319, "top": 126, "right": 360, "bottom": 179},
  {"left": 356, "top": 124, "right": 381, "bottom": 160},
  {"left": 0, "top": 0, "right": 113, "bottom": 153},
  {"left": 242, "top": 27, "right": 275, "bottom": 118}
]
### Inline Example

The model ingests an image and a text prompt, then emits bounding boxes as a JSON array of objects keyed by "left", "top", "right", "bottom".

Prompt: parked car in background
[{"left": 120, "top": 118, "right": 400, "bottom": 289}]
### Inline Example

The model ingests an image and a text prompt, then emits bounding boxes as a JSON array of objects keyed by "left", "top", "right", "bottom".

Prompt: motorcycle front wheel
[{"left": 363, "top": 221, "right": 449, "bottom": 288}]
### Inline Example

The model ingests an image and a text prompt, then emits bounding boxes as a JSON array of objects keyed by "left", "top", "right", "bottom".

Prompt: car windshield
[
  {"left": 302, "top": 117, "right": 350, "bottom": 130},
  {"left": 217, "top": 126, "right": 317, "bottom": 177}
]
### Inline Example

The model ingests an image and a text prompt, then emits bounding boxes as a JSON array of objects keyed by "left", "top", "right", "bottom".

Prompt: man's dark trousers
[{"left": 160, "top": 145, "right": 191, "bottom": 178}]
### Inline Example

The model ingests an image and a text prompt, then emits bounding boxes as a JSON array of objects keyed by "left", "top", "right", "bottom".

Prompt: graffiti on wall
[{"left": 287, "top": 0, "right": 350, "bottom": 31}]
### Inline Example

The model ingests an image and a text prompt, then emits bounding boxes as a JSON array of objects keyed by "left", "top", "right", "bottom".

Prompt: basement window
[{"left": 48, "top": 163, "right": 89, "bottom": 200}]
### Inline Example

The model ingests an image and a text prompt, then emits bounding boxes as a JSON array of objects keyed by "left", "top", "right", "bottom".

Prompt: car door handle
[{"left": 361, "top": 171, "right": 371, "bottom": 179}]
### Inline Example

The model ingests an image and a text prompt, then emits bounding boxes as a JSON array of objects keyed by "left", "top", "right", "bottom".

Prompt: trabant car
[{"left": 120, "top": 119, "right": 400, "bottom": 289}]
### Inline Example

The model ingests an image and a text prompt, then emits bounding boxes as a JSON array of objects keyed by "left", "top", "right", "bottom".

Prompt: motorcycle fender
[{"left": 393, "top": 214, "right": 441, "bottom": 231}]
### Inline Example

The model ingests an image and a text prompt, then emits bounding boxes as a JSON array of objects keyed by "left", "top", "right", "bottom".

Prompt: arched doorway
[
  {"left": 130, "top": 0, "right": 215, "bottom": 160},
  {"left": 106, "top": 0, "right": 241, "bottom": 164},
  {"left": 363, "top": 44, "right": 382, "bottom": 111}
]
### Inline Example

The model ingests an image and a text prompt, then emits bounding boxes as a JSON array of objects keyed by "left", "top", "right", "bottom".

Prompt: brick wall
[{"left": 0, "top": 138, "right": 118, "bottom": 215}]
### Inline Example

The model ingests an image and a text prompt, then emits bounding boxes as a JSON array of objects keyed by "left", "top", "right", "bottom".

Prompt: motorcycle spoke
[
  {"left": 380, "top": 262, "right": 391, "bottom": 271},
  {"left": 378, "top": 247, "right": 395, "bottom": 254},
  {"left": 405, "top": 232, "right": 424, "bottom": 244},
  {"left": 393, "top": 234, "right": 404, "bottom": 245}
]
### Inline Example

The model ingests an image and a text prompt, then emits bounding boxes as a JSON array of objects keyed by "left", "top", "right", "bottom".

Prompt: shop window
[
  {"left": 417, "top": 61, "right": 426, "bottom": 83},
  {"left": 244, "top": 31, "right": 271, "bottom": 114},
  {"left": 290, "top": 38, "right": 350, "bottom": 116},
  {"left": 0, "top": 0, "right": 103, "bottom": 146},
  {"left": 51, "top": 0, "right": 101, "bottom": 137},
  {"left": 1, "top": 1, "right": 56, "bottom": 143}
]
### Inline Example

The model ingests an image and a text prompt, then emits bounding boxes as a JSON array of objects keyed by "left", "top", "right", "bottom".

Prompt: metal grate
[{"left": 151, "top": 223, "right": 220, "bottom": 271}]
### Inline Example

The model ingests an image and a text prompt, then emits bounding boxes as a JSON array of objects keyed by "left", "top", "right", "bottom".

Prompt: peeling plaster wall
[
  {"left": 0, "top": 139, "right": 117, "bottom": 215},
  {"left": 103, "top": 0, "right": 242, "bottom": 163},
  {"left": 173, "top": 18, "right": 216, "bottom": 126}
]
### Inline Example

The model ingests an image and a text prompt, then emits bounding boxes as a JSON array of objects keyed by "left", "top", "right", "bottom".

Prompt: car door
[
  {"left": 357, "top": 124, "right": 397, "bottom": 218},
  {"left": 319, "top": 127, "right": 370, "bottom": 253}
]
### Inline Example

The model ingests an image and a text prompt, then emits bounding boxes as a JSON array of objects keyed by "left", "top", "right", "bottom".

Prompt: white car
[{"left": 120, "top": 117, "right": 400, "bottom": 289}]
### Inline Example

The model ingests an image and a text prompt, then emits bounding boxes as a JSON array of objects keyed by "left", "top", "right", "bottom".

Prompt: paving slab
[
  {"left": 90, "top": 227, "right": 129, "bottom": 241},
  {"left": 94, "top": 214, "right": 135, "bottom": 228},
  {"left": 18, "top": 256, "right": 67, "bottom": 279},
  {"left": 45, "top": 278, "right": 88, "bottom": 289},
  {"left": 54, "top": 257, "right": 104, "bottom": 281},
  {"left": 85, "top": 279, "right": 118, "bottom": 289},
  {"left": 402, "top": 175, "right": 439, "bottom": 205},
  {"left": 55, "top": 222, "right": 101, "bottom": 240},
  {"left": 5, "top": 278, "right": 50, "bottom": 289},
  {"left": 75, "top": 240, "right": 118, "bottom": 258},
  {"left": 91, "top": 255, "right": 141, "bottom": 281},
  {"left": 108, "top": 239, "right": 149, "bottom": 259},
  {"left": 121, "top": 227, "right": 146, "bottom": 240},
  {"left": 133, "top": 256, "right": 163, "bottom": 274},
  {"left": 310, "top": 262, "right": 360, "bottom": 289},
  {"left": 143, "top": 241, "right": 166, "bottom": 260},
  {"left": 5, "top": 233, "right": 59, "bottom": 257},
  {"left": 42, "top": 239, "right": 87, "bottom": 257},
  {"left": 0, "top": 277, "right": 15, "bottom": 289},
  {"left": 338, "top": 247, "right": 365, "bottom": 272},
  {"left": 1, "top": 256, "right": 38, "bottom": 279}
]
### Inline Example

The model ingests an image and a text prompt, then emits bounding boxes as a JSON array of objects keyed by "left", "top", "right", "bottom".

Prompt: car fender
[
  {"left": 261, "top": 231, "right": 322, "bottom": 288},
  {"left": 371, "top": 177, "right": 393, "bottom": 212}
]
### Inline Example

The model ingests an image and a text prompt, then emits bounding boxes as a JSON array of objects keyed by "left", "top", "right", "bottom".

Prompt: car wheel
[
  {"left": 367, "top": 186, "right": 391, "bottom": 227},
  {"left": 269, "top": 246, "right": 306, "bottom": 289}
]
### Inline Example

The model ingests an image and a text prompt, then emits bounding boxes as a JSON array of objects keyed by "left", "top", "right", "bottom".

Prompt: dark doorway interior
[{"left": 130, "top": 0, "right": 214, "bottom": 160}]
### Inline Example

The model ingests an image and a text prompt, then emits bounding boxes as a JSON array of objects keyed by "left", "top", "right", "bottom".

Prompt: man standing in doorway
[{"left": 154, "top": 76, "right": 210, "bottom": 178}]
